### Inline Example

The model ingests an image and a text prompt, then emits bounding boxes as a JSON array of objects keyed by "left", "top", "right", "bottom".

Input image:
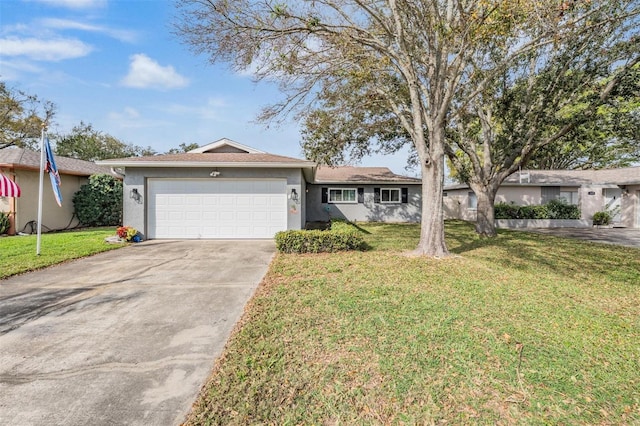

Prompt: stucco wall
[
  {"left": 13, "top": 170, "right": 87, "bottom": 234},
  {"left": 495, "top": 187, "right": 543, "bottom": 205},
  {"left": 306, "top": 184, "right": 422, "bottom": 223},
  {"left": 122, "top": 167, "right": 307, "bottom": 238},
  {"left": 443, "top": 188, "right": 476, "bottom": 221}
]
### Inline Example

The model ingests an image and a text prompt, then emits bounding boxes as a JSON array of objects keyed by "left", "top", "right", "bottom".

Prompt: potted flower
[{"left": 116, "top": 226, "right": 142, "bottom": 242}]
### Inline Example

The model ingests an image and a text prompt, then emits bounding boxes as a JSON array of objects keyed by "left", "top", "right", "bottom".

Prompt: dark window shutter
[
  {"left": 374, "top": 187, "right": 380, "bottom": 204},
  {"left": 401, "top": 188, "right": 408, "bottom": 203},
  {"left": 321, "top": 187, "right": 328, "bottom": 203},
  {"left": 357, "top": 188, "right": 364, "bottom": 203}
]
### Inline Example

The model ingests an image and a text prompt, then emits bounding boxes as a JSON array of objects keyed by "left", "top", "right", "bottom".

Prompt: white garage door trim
[{"left": 148, "top": 178, "right": 287, "bottom": 239}]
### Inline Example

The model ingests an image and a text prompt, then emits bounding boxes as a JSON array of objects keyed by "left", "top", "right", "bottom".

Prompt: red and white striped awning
[{"left": 0, "top": 172, "right": 21, "bottom": 197}]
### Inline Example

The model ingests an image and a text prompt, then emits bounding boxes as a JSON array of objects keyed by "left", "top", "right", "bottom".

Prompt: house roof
[
  {"left": 98, "top": 139, "right": 423, "bottom": 185},
  {"left": 315, "top": 166, "right": 421, "bottom": 184},
  {"left": 445, "top": 166, "right": 640, "bottom": 190},
  {"left": 98, "top": 137, "right": 316, "bottom": 170},
  {"left": 0, "top": 147, "right": 113, "bottom": 177},
  {"left": 502, "top": 167, "right": 640, "bottom": 186},
  {"left": 188, "top": 138, "right": 265, "bottom": 154},
  {"left": 98, "top": 152, "right": 316, "bottom": 168}
]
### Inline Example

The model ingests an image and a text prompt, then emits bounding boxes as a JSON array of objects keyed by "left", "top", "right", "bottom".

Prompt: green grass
[
  {"left": 0, "top": 227, "right": 125, "bottom": 279},
  {"left": 187, "top": 221, "right": 640, "bottom": 425}
]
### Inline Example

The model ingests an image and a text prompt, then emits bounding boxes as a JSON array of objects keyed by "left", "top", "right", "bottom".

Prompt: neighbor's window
[
  {"left": 468, "top": 192, "right": 477, "bottom": 210},
  {"left": 559, "top": 191, "right": 579, "bottom": 205},
  {"left": 329, "top": 188, "right": 357, "bottom": 203},
  {"left": 380, "top": 188, "right": 401, "bottom": 203}
]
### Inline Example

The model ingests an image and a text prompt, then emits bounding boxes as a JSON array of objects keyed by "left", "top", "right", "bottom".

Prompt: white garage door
[{"left": 148, "top": 179, "right": 287, "bottom": 239}]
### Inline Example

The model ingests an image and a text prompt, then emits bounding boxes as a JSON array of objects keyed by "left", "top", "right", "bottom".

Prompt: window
[
  {"left": 328, "top": 188, "right": 357, "bottom": 203},
  {"left": 380, "top": 188, "right": 401, "bottom": 203},
  {"left": 374, "top": 187, "right": 409, "bottom": 204},
  {"left": 468, "top": 192, "right": 477, "bottom": 210},
  {"left": 559, "top": 191, "right": 579, "bottom": 205}
]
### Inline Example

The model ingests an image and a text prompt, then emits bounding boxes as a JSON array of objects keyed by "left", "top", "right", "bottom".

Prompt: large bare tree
[{"left": 175, "top": 0, "right": 637, "bottom": 256}]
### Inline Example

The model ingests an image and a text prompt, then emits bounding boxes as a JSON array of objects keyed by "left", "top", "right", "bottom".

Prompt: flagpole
[{"left": 36, "top": 125, "right": 46, "bottom": 255}]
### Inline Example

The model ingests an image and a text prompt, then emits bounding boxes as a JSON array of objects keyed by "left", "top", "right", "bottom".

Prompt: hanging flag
[
  {"left": 44, "top": 137, "right": 63, "bottom": 206},
  {"left": 0, "top": 172, "right": 21, "bottom": 197}
]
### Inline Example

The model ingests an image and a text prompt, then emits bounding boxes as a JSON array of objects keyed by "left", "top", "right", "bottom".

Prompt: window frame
[
  {"left": 328, "top": 187, "right": 358, "bottom": 204},
  {"left": 467, "top": 191, "right": 477, "bottom": 210},
  {"left": 380, "top": 188, "right": 402, "bottom": 204}
]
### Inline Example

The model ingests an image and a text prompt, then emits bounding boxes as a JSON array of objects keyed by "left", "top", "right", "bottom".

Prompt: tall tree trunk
[
  {"left": 470, "top": 182, "right": 499, "bottom": 237},
  {"left": 413, "top": 129, "right": 449, "bottom": 257}
]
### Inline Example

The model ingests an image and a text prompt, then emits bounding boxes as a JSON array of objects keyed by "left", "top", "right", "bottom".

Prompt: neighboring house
[
  {"left": 99, "top": 138, "right": 422, "bottom": 240},
  {"left": 444, "top": 168, "right": 640, "bottom": 228},
  {"left": 0, "top": 148, "right": 112, "bottom": 235}
]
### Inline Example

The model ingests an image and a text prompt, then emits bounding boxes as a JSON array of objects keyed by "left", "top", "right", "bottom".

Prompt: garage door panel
[{"left": 149, "top": 179, "right": 287, "bottom": 239}]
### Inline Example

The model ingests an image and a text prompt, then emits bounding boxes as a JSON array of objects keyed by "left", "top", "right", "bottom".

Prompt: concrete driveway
[
  {"left": 525, "top": 227, "right": 640, "bottom": 248},
  {"left": 0, "top": 240, "right": 275, "bottom": 425}
]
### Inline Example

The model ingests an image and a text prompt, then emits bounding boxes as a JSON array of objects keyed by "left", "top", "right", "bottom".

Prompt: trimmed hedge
[
  {"left": 495, "top": 199, "right": 580, "bottom": 220},
  {"left": 275, "top": 220, "right": 365, "bottom": 253}
]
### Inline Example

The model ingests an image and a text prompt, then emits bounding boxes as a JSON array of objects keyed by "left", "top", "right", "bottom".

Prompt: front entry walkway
[{"left": 0, "top": 240, "right": 275, "bottom": 425}]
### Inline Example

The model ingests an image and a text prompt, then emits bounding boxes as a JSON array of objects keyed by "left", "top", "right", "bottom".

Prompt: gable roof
[
  {"left": 188, "top": 138, "right": 265, "bottom": 154},
  {"left": 315, "top": 166, "right": 421, "bottom": 184},
  {"left": 0, "top": 147, "right": 113, "bottom": 177}
]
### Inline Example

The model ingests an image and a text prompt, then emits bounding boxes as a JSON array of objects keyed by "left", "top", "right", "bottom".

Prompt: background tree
[
  {"left": 527, "top": 65, "right": 640, "bottom": 170},
  {"left": 165, "top": 142, "right": 200, "bottom": 154},
  {"left": 176, "top": 0, "right": 638, "bottom": 256},
  {"left": 446, "top": 40, "right": 639, "bottom": 236},
  {"left": 55, "top": 122, "right": 156, "bottom": 161},
  {"left": 0, "top": 81, "right": 55, "bottom": 150}
]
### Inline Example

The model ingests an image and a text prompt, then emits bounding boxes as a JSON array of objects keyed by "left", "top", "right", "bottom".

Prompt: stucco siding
[
  {"left": 122, "top": 167, "right": 306, "bottom": 238},
  {"left": 495, "top": 187, "right": 542, "bottom": 205},
  {"left": 13, "top": 170, "right": 86, "bottom": 233},
  {"left": 306, "top": 184, "right": 421, "bottom": 223}
]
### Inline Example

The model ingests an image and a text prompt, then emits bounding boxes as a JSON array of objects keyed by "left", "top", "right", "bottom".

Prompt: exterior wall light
[{"left": 130, "top": 188, "right": 142, "bottom": 203}]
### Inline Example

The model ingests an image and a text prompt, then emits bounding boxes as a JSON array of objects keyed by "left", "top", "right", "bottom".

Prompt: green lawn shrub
[
  {"left": 495, "top": 200, "right": 580, "bottom": 220},
  {"left": 73, "top": 174, "right": 123, "bottom": 226},
  {"left": 0, "top": 211, "right": 10, "bottom": 234},
  {"left": 592, "top": 211, "right": 612, "bottom": 225},
  {"left": 275, "top": 220, "right": 365, "bottom": 253}
]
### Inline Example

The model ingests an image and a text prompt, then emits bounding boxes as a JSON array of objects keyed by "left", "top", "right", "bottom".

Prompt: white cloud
[
  {"left": 108, "top": 107, "right": 141, "bottom": 121},
  {"left": 107, "top": 106, "right": 172, "bottom": 130},
  {"left": 121, "top": 54, "right": 189, "bottom": 90},
  {"left": 26, "top": 0, "right": 106, "bottom": 9},
  {"left": 0, "top": 36, "right": 92, "bottom": 61},
  {"left": 0, "top": 59, "right": 44, "bottom": 80},
  {"left": 162, "top": 97, "right": 228, "bottom": 120},
  {"left": 40, "top": 18, "right": 138, "bottom": 43}
]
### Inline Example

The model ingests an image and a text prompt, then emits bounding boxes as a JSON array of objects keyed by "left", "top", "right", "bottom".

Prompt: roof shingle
[
  {"left": 0, "top": 148, "right": 112, "bottom": 176},
  {"left": 315, "top": 166, "right": 421, "bottom": 183}
]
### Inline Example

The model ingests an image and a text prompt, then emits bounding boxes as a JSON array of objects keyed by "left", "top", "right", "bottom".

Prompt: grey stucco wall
[
  {"left": 305, "top": 184, "right": 422, "bottom": 223},
  {"left": 122, "top": 167, "right": 306, "bottom": 238}
]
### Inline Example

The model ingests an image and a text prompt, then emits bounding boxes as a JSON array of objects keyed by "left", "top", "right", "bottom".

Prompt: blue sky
[{"left": 0, "top": 0, "right": 415, "bottom": 174}]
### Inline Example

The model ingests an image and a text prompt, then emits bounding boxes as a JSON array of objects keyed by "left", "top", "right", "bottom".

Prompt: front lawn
[
  {"left": 0, "top": 227, "right": 125, "bottom": 279},
  {"left": 187, "top": 221, "right": 640, "bottom": 425}
]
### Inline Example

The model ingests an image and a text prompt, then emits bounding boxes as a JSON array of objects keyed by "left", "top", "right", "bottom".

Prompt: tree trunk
[
  {"left": 412, "top": 131, "right": 449, "bottom": 257},
  {"left": 471, "top": 183, "right": 499, "bottom": 237}
]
